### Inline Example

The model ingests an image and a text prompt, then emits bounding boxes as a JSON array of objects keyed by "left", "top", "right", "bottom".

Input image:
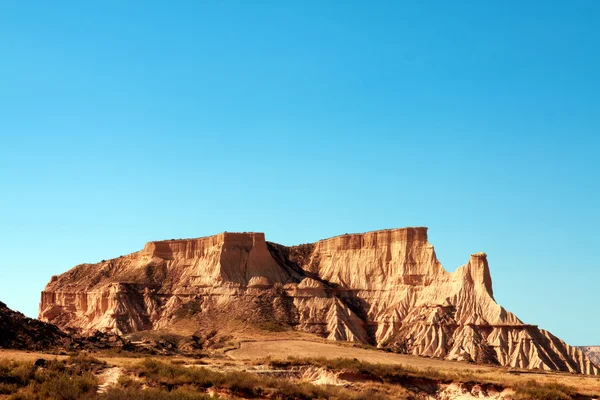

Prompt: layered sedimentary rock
[
  {"left": 40, "top": 228, "right": 599, "bottom": 374},
  {"left": 581, "top": 346, "right": 600, "bottom": 365}
]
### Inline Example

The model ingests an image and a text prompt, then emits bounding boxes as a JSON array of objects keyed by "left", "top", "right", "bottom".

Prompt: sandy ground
[
  {"left": 0, "top": 349, "right": 68, "bottom": 362},
  {"left": 3, "top": 340, "right": 600, "bottom": 397},
  {"left": 228, "top": 340, "right": 600, "bottom": 396},
  {"left": 228, "top": 340, "right": 494, "bottom": 371}
]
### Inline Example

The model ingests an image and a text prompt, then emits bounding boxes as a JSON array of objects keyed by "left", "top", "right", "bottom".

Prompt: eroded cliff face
[
  {"left": 581, "top": 346, "right": 600, "bottom": 366},
  {"left": 39, "top": 228, "right": 598, "bottom": 374}
]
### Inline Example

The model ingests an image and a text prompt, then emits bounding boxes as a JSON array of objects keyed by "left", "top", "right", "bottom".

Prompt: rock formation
[
  {"left": 580, "top": 346, "right": 600, "bottom": 365},
  {"left": 39, "top": 228, "right": 599, "bottom": 374},
  {"left": 0, "top": 300, "right": 185, "bottom": 354},
  {"left": 0, "top": 300, "right": 66, "bottom": 349}
]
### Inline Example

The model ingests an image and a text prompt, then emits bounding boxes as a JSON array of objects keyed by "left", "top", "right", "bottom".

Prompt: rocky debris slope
[
  {"left": 0, "top": 300, "right": 67, "bottom": 349},
  {"left": 0, "top": 299, "right": 129, "bottom": 352},
  {"left": 0, "top": 300, "right": 189, "bottom": 354},
  {"left": 39, "top": 228, "right": 599, "bottom": 374}
]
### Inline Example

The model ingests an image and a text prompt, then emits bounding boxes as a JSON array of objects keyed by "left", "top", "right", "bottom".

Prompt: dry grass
[
  {"left": 2, "top": 343, "right": 600, "bottom": 399},
  {"left": 0, "top": 350, "right": 68, "bottom": 363},
  {"left": 101, "top": 387, "right": 212, "bottom": 400},
  {"left": 231, "top": 339, "right": 600, "bottom": 396},
  {"left": 129, "top": 358, "right": 382, "bottom": 399},
  {"left": 511, "top": 379, "right": 575, "bottom": 400},
  {"left": 260, "top": 355, "right": 600, "bottom": 399},
  {"left": 0, "top": 354, "right": 100, "bottom": 399},
  {"left": 0, "top": 354, "right": 391, "bottom": 399}
]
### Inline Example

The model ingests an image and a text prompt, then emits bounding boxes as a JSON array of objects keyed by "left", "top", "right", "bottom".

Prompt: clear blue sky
[{"left": 0, "top": 1, "right": 598, "bottom": 345}]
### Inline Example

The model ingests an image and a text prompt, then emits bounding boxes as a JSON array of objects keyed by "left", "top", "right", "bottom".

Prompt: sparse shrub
[
  {"left": 11, "top": 364, "right": 35, "bottom": 385},
  {"left": 116, "top": 376, "right": 142, "bottom": 391},
  {"left": 0, "top": 360, "right": 34, "bottom": 387},
  {"left": 65, "top": 353, "right": 107, "bottom": 375},
  {"left": 512, "top": 379, "right": 575, "bottom": 400},
  {"left": 101, "top": 386, "right": 213, "bottom": 400},
  {"left": 7, "top": 388, "right": 38, "bottom": 400},
  {"left": 129, "top": 359, "right": 390, "bottom": 399},
  {"left": 266, "top": 356, "right": 482, "bottom": 387},
  {"left": 144, "top": 265, "right": 156, "bottom": 283},
  {"left": 37, "top": 373, "right": 98, "bottom": 400},
  {"left": 0, "top": 382, "right": 19, "bottom": 395},
  {"left": 1, "top": 354, "right": 103, "bottom": 400},
  {"left": 258, "top": 320, "right": 287, "bottom": 332},
  {"left": 0, "top": 353, "right": 587, "bottom": 400},
  {"left": 175, "top": 299, "right": 202, "bottom": 319},
  {"left": 218, "top": 370, "right": 260, "bottom": 396}
]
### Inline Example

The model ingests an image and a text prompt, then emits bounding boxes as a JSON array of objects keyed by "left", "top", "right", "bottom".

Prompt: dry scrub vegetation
[
  {"left": 0, "top": 352, "right": 597, "bottom": 400},
  {"left": 264, "top": 357, "right": 588, "bottom": 399},
  {"left": 0, "top": 355, "right": 378, "bottom": 400}
]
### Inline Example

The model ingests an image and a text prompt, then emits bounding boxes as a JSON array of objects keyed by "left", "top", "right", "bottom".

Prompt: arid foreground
[{"left": 1, "top": 338, "right": 600, "bottom": 400}]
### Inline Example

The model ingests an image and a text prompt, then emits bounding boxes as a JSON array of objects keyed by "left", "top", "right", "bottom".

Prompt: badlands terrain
[
  {"left": 1, "top": 227, "right": 599, "bottom": 399},
  {"left": 581, "top": 347, "right": 600, "bottom": 366},
  {"left": 1, "top": 328, "right": 600, "bottom": 399},
  {"left": 40, "top": 228, "right": 597, "bottom": 374}
]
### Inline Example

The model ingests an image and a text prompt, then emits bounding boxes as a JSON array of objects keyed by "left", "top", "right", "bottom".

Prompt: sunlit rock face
[
  {"left": 581, "top": 346, "right": 600, "bottom": 366},
  {"left": 40, "top": 228, "right": 598, "bottom": 374}
]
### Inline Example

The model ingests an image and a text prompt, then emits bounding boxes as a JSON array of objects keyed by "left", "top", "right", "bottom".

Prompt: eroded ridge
[{"left": 39, "top": 228, "right": 599, "bottom": 374}]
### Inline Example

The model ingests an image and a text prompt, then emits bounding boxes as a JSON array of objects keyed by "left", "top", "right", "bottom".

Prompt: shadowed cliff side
[{"left": 1, "top": 301, "right": 66, "bottom": 350}]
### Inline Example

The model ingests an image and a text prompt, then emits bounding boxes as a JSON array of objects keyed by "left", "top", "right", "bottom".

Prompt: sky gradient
[{"left": 0, "top": 1, "right": 599, "bottom": 345}]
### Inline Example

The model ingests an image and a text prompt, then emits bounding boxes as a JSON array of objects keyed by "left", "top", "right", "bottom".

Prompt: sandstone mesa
[{"left": 39, "top": 227, "right": 598, "bottom": 374}]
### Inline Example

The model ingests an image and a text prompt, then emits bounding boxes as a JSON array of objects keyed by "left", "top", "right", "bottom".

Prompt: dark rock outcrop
[{"left": 0, "top": 300, "right": 66, "bottom": 350}]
